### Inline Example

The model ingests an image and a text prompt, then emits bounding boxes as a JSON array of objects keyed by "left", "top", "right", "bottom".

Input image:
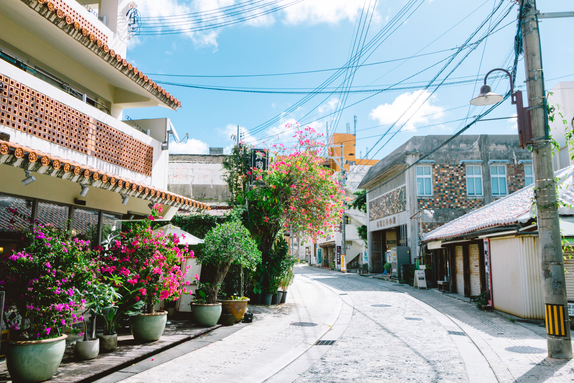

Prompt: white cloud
[
  {"left": 369, "top": 90, "right": 445, "bottom": 132},
  {"left": 169, "top": 139, "right": 209, "bottom": 154},
  {"left": 318, "top": 97, "right": 339, "bottom": 114},
  {"left": 282, "top": 0, "right": 368, "bottom": 25}
]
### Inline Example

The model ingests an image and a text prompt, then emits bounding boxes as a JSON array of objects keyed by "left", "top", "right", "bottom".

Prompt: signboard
[
  {"left": 336, "top": 246, "right": 341, "bottom": 265},
  {"left": 249, "top": 148, "right": 269, "bottom": 186},
  {"left": 484, "top": 238, "right": 493, "bottom": 306},
  {"left": 414, "top": 270, "right": 427, "bottom": 289}
]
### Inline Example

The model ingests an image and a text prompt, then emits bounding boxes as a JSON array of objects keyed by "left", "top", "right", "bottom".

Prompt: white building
[
  {"left": 0, "top": 0, "right": 207, "bottom": 248},
  {"left": 549, "top": 82, "right": 574, "bottom": 171}
]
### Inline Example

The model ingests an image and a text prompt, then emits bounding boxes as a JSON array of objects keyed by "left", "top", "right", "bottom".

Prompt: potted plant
[
  {"left": 219, "top": 295, "right": 251, "bottom": 323},
  {"left": 278, "top": 269, "right": 294, "bottom": 304},
  {"left": 81, "top": 279, "right": 124, "bottom": 353},
  {"left": 96, "top": 204, "right": 191, "bottom": 342},
  {"left": 384, "top": 262, "right": 392, "bottom": 277},
  {"left": 0, "top": 223, "right": 92, "bottom": 382},
  {"left": 193, "top": 212, "right": 261, "bottom": 326}
]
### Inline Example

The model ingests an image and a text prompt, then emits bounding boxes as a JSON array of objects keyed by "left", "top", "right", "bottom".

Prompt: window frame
[
  {"left": 490, "top": 164, "right": 508, "bottom": 197},
  {"left": 416, "top": 165, "right": 433, "bottom": 197},
  {"left": 524, "top": 164, "right": 534, "bottom": 187},
  {"left": 465, "top": 165, "right": 483, "bottom": 196}
]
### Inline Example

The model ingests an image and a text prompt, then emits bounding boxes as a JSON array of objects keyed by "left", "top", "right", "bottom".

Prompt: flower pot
[
  {"left": 280, "top": 291, "right": 288, "bottom": 304},
  {"left": 97, "top": 333, "right": 118, "bottom": 353},
  {"left": 219, "top": 298, "right": 250, "bottom": 323},
  {"left": 130, "top": 311, "right": 167, "bottom": 342},
  {"left": 274, "top": 291, "right": 283, "bottom": 305},
  {"left": 191, "top": 302, "right": 222, "bottom": 327},
  {"left": 75, "top": 338, "right": 99, "bottom": 360},
  {"left": 6, "top": 334, "right": 67, "bottom": 383},
  {"left": 263, "top": 294, "right": 273, "bottom": 305}
]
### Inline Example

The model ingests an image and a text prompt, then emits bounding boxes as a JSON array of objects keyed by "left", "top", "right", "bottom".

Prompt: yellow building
[{"left": 326, "top": 133, "right": 377, "bottom": 172}]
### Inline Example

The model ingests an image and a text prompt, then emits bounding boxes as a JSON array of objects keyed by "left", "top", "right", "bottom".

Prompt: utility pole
[
  {"left": 522, "top": 0, "right": 571, "bottom": 358},
  {"left": 340, "top": 143, "right": 347, "bottom": 273}
]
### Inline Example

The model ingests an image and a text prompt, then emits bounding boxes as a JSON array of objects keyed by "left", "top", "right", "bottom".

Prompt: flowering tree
[
  {"left": 233, "top": 124, "right": 346, "bottom": 292},
  {"left": 0, "top": 224, "right": 92, "bottom": 340},
  {"left": 95, "top": 205, "right": 191, "bottom": 315}
]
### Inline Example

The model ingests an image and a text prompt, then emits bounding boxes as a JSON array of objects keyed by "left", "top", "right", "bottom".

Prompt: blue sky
[{"left": 124, "top": 0, "right": 574, "bottom": 160}]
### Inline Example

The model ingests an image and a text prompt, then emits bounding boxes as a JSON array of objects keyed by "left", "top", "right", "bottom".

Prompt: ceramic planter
[
  {"left": 130, "top": 311, "right": 167, "bottom": 342},
  {"left": 219, "top": 298, "right": 250, "bottom": 323},
  {"left": 191, "top": 302, "right": 222, "bottom": 327},
  {"left": 6, "top": 334, "right": 67, "bottom": 382},
  {"left": 97, "top": 333, "right": 118, "bottom": 353},
  {"left": 74, "top": 338, "right": 99, "bottom": 360}
]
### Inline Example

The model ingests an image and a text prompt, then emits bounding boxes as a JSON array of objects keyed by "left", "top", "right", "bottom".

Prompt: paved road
[{"left": 115, "top": 265, "right": 574, "bottom": 383}]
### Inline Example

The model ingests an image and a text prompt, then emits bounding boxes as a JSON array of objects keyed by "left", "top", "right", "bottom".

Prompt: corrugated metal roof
[{"left": 423, "top": 165, "right": 574, "bottom": 242}]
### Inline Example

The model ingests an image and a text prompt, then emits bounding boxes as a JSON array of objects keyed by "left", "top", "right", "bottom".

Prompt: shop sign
[
  {"left": 376, "top": 216, "right": 397, "bottom": 228},
  {"left": 336, "top": 246, "right": 341, "bottom": 265},
  {"left": 249, "top": 148, "right": 269, "bottom": 186}
]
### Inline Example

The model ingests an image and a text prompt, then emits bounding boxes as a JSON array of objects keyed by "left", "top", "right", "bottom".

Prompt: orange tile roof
[
  {"left": 0, "top": 140, "right": 209, "bottom": 211},
  {"left": 27, "top": 0, "right": 181, "bottom": 110}
]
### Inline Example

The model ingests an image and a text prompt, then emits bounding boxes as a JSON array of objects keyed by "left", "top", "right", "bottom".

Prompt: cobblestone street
[{"left": 104, "top": 264, "right": 574, "bottom": 383}]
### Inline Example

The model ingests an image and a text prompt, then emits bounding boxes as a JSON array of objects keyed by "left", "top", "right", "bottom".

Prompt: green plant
[
  {"left": 0, "top": 223, "right": 93, "bottom": 340},
  {"left": 474, "top": 291, "right": 489, "bottom": 309},
  {"left": 384, "top": 262, "right": 392, "bottom": 274},
  {"left": 81, "top": 279, "right": 122, "bottom": 336},
  {"left": 279, "top": 269, "right": 294, "bottom": 291},
  {"left": 196, "top": 213, "right": 261, "bottom": 303}
]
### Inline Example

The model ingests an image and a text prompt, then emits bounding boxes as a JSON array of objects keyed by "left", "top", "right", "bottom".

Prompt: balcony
[{"left": 0, "top": 61, "right": 170, "bottom": 189}]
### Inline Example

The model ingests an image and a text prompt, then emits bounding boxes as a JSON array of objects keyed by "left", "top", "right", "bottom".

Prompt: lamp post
[{"left": 470, "top": 0, "right": 572, "bottom": 359}]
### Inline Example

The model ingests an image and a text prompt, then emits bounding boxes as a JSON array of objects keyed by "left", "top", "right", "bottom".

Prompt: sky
[{"left": 123, "top": 0, "right": 574, "bottom": 161}]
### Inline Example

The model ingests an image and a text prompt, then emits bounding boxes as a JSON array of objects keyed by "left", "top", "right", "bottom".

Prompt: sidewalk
[{"left": 0, "top": 321, "right": 225, "bottom": 383}]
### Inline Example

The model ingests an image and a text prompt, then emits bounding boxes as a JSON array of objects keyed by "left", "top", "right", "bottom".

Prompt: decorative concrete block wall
[{"left": 369, "top": 186, "right": 406, "bottom": 221}]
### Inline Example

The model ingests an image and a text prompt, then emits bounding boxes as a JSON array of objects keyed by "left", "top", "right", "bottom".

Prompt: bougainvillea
[
  {"left": 233, "top": 124, "right": 346, "bottom": 293},
  {"left": 0, "top": 224, "right": 93, "bottom": 341},
  {"left": 95, "top": 205, "right": 192, "bottom": 315}
]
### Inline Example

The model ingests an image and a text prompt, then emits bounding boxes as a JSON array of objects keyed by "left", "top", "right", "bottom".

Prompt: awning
[{"left": 154, "top": 224, "right": 204, "bottom": 245}]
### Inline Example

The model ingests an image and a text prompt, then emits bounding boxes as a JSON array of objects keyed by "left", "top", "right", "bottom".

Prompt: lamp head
[
  {"left": 470, "top": 84, "right": 504, "bottom": 106},
  {"left": 80, "top": 185, "right": 89, "bottom": 197},
  {"left": 22, "top": 170, "right": 35, "bottom": 186},
  {"left": 121, "top": 194, "right": 129, "bottom": 205}
]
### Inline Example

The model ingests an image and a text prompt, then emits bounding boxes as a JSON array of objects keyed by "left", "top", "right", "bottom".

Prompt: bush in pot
[
  {"left": 0, "top": 223, "right": 92, "bottom": 382},
  {"left": 193, "top": 211, "right": 261, "bottom": 326},
  {"left": 95, "top": 204, "right": 191, "bottom": 342}
]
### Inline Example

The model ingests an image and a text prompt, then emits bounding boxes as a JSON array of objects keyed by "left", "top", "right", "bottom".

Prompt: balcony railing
[{"left": 0, "top": 74, "right": 154, "bottom": 176}]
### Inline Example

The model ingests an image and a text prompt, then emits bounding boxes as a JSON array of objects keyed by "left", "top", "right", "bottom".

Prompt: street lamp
[
  {"left": 470, "top": 68, "right": 532, "bottom": 148},
  {"left": 471, "top": 58, "right": 572, "bottom": 359}
]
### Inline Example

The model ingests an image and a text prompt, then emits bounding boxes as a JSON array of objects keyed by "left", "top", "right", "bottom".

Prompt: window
[
  {"left": 490, "top": 165, "right": 508, "bottom": 196},
  {"left": 524, "top": 164, "right": 534, "bottom": 186},
  {"left": 416, "top": 166, "right": 432, "bottom": 196},
  {"left": 466, "top": 165, "right": 483, "bottom": 196}
]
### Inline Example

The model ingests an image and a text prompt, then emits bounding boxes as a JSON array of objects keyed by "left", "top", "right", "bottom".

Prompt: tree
[{"left": 234, "top": 124, "right": 346, "bottom": 292}]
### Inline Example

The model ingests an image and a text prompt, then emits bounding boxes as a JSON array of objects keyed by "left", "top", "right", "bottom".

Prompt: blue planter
[
  {"left": 191, "top": 303, "right": 222, "bottom": 327},
  {"left": 130, "top": 311, "right": 167, "bottom": 342}
]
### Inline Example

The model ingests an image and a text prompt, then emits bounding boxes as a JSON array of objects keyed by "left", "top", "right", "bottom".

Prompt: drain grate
[
  {"left": 405, "top": 317, "right": 422, "bottom": 321},
  {"left": 506, "top": 346, "right": 546, "bottom": 354},
  {"left": 315, "top": 340, "right": 336, "bottom": 346},
  {"left": 448, "top": 330, "right": 466, "bottom": 336},
  {"left": 291, "top": 322, "right": 318, "bottom": 327},
  {"left": 339, "top": 293, "right": 348, "bottom": 295},
  {"left": 371, "top": 304, "right": 392, "bottom": 308}
]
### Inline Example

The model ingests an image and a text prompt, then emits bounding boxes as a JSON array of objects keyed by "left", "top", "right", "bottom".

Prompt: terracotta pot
[
  {"left": 219, "top": 298, "right": 250, "bottom": 323},
  {"left": 6, "top": 334, "right": 67, "bottom": 382},
  {"left": 130, "top": 311, "right": 167, "bottom": 342}
]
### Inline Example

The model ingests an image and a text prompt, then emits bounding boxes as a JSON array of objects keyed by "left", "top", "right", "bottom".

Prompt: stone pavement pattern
[
  {"left": 118, "top": 270, "right": 342, "bottom": 383},
  {"left": 101, "top": 265, "right": 574, "bottom": 382}
]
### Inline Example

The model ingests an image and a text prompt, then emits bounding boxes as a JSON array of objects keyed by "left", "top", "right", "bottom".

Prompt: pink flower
[
  {"left": 159, "top": 290, "right": 169, "bottom": 300},
  {"left": 45, "top": 327, "right": 51, "bottom": 335},
  {"left": 139, "top": 288, "right": 147, "bottom": 296},
  {"left": 194, "top": 274, "right": 200, "bottom": 281}
]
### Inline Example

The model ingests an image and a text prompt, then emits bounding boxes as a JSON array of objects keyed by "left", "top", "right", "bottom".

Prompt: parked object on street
[
  {"left": 191, "top": 302, "right": 223, "bottom": 327},
  {"left": 75, "top": 338, "right": 100, "bottom": 360},
  {"left": 6, "top": 335, "right": 67, "bottom": 382},
  {"left": 220, "top": 297, "right": 250, "bottom": 323},
  {"left": 130, "top": 311, "right": 168, "bottom": 342}
]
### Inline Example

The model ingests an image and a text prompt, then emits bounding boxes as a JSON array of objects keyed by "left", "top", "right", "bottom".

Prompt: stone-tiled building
[{"left": 357, "top": 135, "right": 532, "bottom": 276}]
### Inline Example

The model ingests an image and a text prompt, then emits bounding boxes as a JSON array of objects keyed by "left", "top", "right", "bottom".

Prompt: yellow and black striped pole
[{"left": 545, "top": 304, "right": 567, "bottom": 337}]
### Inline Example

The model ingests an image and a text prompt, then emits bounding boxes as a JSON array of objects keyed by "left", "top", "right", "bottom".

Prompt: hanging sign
[
  {"left": 336, "top": 246, "right": 341, "bottom": 265},
  {"left": 249, "top": 148, "right": 269, "bottom": 186}
]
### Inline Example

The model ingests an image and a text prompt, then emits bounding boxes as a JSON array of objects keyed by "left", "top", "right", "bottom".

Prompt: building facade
[
  {"left": 0, "top": 0, "right": 206, "bottom": 253},
  {"left": 358, "top": 135, "right": 532, "bottom": 277}
]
